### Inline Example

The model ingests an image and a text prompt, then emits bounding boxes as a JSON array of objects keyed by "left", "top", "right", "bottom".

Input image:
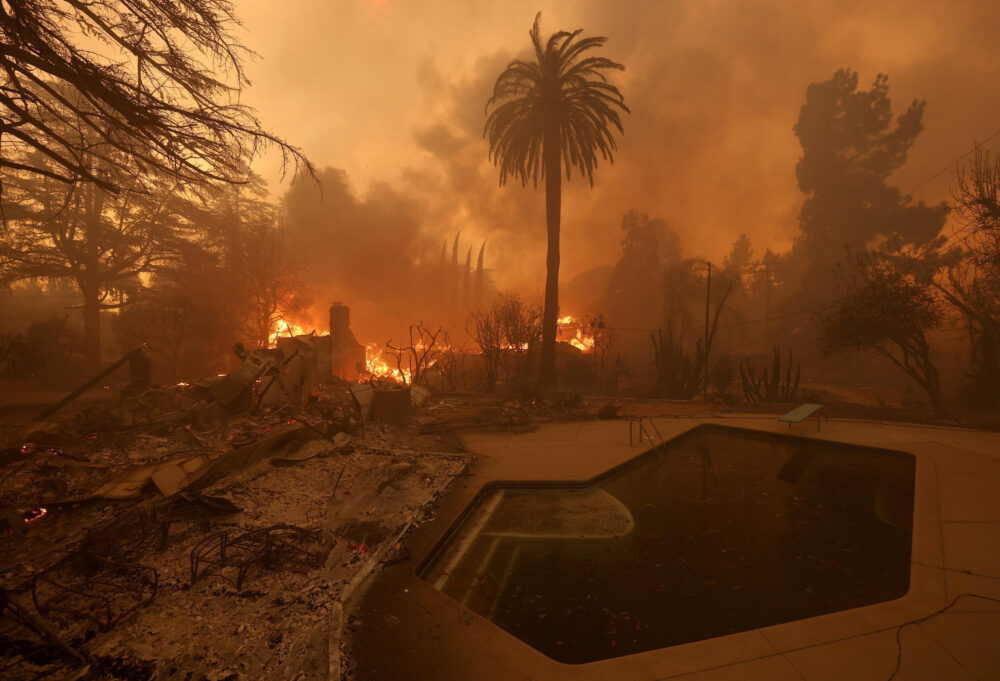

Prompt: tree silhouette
[
  {"left": 484, "top": 12, "right": 628, "bottom": 390},
  {"left": 0, "top": 0, "right": 312, "bottom": 195},
  {"left": 604, "top": 211, "right": 681, "bottom": 339},
  {"left": 899, "top": 146, "right": 1000, "bottom": 407},
  {"left": 792, "top": 69, "right": 946, "bottom": 295},
  {"left": 1, "top": 145, "right": 188, "bottom": 368}
]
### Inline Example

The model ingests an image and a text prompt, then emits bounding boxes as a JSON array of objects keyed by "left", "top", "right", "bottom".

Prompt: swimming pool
[{"left": 419, "top": 425, "right": 915, "bottom": 663}]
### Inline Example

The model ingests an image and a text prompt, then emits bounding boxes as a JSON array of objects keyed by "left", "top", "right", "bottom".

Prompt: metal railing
[{"left": 628, "top": 417, "right": 664, "bottom": 447}]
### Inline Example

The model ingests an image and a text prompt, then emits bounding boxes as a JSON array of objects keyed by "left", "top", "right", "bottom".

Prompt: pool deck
[{"left": 346, "top": 415, "right": 1000, "bottom": 681}]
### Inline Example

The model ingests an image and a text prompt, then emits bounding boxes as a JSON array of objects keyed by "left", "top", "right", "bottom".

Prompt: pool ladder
[{"left": 628, "top": 417, "right": 664, "bottom": 447}]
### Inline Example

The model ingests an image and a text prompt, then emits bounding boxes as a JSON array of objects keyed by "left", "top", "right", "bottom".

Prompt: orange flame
[
  {"left": 268, "top": 319, "right": 313, "bottom": 347},
  {"left": 365, "top": 343, "right": 411, "bottom": 383},
  {"left": 570, "top": 330, "right": 595, "bottom": 352},
  {"left": 557, "top": 314, "right": 596, "bottom": 352}
]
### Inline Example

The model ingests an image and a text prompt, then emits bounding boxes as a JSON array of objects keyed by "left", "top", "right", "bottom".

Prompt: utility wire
[
  {"left": 725, "top": 305, "right": 829, "bottom": 353},
  {"left": 623, "top": 303, "right": 830, "bottom": 372},
  {"left": 904, "top": 126, "right": 1000, "bottom": 196},
  {"left": 599, "top": 305, "right": 818, "bottom": 336}
]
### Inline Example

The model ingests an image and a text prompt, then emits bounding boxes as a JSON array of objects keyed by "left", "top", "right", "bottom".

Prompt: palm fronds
[{"left": 484, "top": 12, "right": 629, "bottom": 188}]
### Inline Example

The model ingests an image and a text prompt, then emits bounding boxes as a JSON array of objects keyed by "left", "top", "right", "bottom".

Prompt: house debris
[
  {"left": 0, "top": 300, "right": 621, "bottom": 680},
  {"left": 0, "top": 352, "right": 470, "bottom": 681}
]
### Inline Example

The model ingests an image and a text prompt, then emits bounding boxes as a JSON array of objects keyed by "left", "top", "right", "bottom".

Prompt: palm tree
[{"left": 485, "top": 12, "right": 629, "bottom": 390}]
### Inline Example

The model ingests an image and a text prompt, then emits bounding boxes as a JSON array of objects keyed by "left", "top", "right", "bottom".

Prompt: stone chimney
[
  {"left": 329, "top": 302, "right": 365, "bottom": 380},
  {"left": 330, "top": 302, "right": 351, "bottom": 346}
]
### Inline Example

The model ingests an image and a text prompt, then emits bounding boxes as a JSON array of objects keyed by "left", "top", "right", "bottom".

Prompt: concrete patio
[{"left": 345, "top": 415, "right": 1000, "bottom": 681}]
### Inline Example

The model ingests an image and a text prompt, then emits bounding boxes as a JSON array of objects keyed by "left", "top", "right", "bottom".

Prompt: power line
[
  {"left": 726, "top": 304, "right": 831, "bottom": 353},
  {"left": 597, "top": 304, "right": 818, "bottom": 336},
  {"left": 905, "top": 127, "right": 1000, "bottom": 196},
  {"left": 621, "top": 305, "right": 829, "bottom": 373},
  {"left": 935, "top": 132, "right": 1000, "bottom": 250}
]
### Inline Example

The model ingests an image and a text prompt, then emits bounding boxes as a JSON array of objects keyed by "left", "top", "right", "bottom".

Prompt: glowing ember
[
  {"left": 24, "top": 507, "right": 47, "bottom": 523},
  {"left": 365, "top": 344, "right": 411, "bottom": 383}
]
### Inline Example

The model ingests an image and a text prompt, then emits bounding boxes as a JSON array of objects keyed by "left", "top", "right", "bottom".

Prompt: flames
[
  {"left": 365, "top": 343, "right": 411, "bottom": 384},
  {"left": 268, "top": 319, "right": 315, "bottom": 347},
  {"left": 267, "top": 314, "right": 416, "bottom": 384},
  {"left": 262, "top": 312, "right": 594, "bottom": 389},
  {"left": 557, "top": 315, "right": 596, "bottom": 352},
  {"left": 569, "top": 331, "right": 595, "bottom": 352}
]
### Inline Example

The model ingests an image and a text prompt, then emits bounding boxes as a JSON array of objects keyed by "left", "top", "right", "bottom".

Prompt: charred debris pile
[
  {"left": 0, "top": 341, "right": 471, "bottom": 678},
  {"left": 0, "top": 303, "right": 618, "bottom": 681}
]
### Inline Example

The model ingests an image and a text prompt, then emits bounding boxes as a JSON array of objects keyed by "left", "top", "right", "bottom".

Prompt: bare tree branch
[{"left": 0, "top": 0, "right": 314, "bottom": 193}]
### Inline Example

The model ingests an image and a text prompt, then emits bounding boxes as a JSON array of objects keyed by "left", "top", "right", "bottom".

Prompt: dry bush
[
  {"left": 436, "top": 332, "right": 472, "bottom": 392},
  {"left": 469, "top": 292, "right": 542, "bottom": 393},
  {"left": 385, "top": 322, "right": 444, "bottom": 385},
  {"left": 494, "top": 293, "right": 542, "bottom": 393}
]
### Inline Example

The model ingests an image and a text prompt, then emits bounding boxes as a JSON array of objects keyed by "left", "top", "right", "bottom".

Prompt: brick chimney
[{"left": 329, "top": 302, "right": 365, "bottom": 380}]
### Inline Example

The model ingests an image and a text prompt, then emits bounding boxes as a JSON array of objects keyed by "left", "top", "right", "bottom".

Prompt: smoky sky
[{"left": 238, "top": 0, "right": 1000, "bottom": 295}]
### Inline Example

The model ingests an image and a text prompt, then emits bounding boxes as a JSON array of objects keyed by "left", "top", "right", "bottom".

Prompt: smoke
[
  {"left": 251, "top": 0, "right": 1000, "bottom": 329},
  {"left": 282, "top": 168, "right": 430, "bottom": 340}
]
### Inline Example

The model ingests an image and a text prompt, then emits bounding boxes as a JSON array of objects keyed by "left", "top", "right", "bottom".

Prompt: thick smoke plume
[{"left": 249, "top": 0, "right": 1000, "bottom": 334}]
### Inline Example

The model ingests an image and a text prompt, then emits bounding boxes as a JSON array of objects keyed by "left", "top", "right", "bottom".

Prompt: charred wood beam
[{"left": 33, "top": 346, "right": 146, "bottom": 422}]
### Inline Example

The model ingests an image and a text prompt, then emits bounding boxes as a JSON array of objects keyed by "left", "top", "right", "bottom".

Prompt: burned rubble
[{"left": 0, "top": 318, "right": 473, "bottom": 681}]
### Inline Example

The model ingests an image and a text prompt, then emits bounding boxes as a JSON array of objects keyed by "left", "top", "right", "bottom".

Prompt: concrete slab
[
  {"left": 918, "top": 612, "right": 1000, "bottom": 681},
  {"left": 945, "top": 571, "right": 1000, "bottom": 606},
  {"left": 914, "top": 442, "right": 1000, "bottom": 473},
  {"left": 667, "top": 654, "right": 803, "bottom": 681},
  {"left": 758, "top": 608, "right": 874, "bottom": 652},
  {"left": 942, "top": 522, "right": 1000, "bottom": 575},
  {"left": 627, "top": 630, "right": 778, "bottom": 679},
  {"left": 784, "top": 626, "right": 978, "bottom": 681},
  {"left": 909, "top": 455, "right": 943, "bottom": 569},
  {"left": 939, "top": 473, "right": 1000, "bottom": 521}
]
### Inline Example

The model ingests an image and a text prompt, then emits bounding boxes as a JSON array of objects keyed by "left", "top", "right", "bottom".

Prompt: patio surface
[{"left": 345, "top": 415, "right": 1000, "bottom": 681}]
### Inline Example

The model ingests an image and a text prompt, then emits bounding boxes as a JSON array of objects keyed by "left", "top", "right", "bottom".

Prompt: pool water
[{"left": 419, "top": 425, "right": 915, "bottom": 664}]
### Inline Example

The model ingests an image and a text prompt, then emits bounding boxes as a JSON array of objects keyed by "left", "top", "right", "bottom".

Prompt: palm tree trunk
[{"left": 538, "top": 125, "right": 561, "bottom": 391}]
